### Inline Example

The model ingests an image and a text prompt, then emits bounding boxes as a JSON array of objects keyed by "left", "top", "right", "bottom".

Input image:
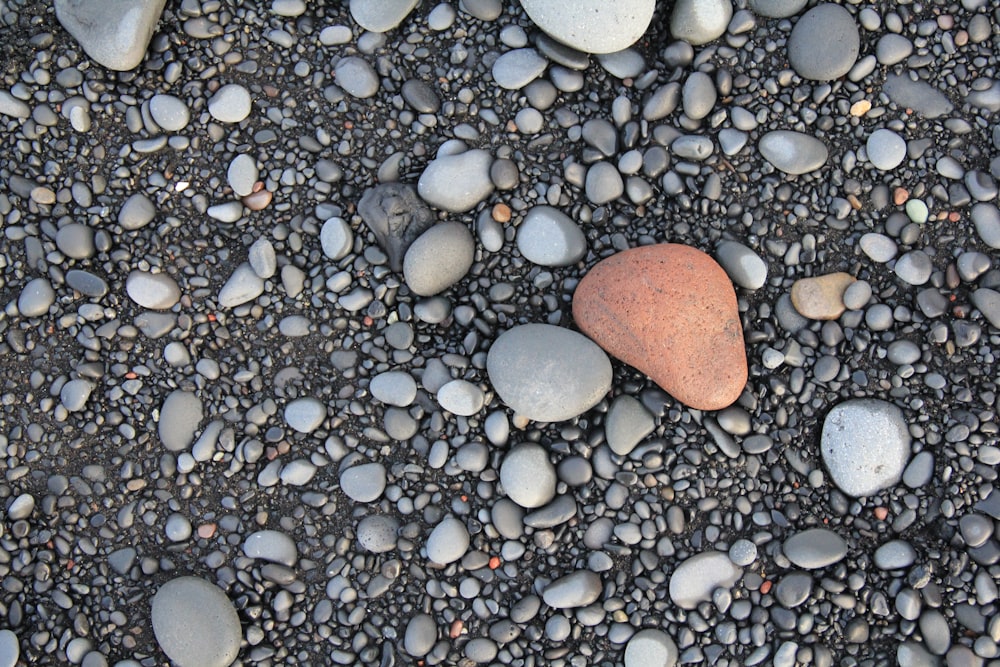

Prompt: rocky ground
[{"left": 1, "top": 0, "right": 1000, "bottom": 665}]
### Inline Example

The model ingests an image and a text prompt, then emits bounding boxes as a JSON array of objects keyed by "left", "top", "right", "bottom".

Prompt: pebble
[
  {"left": 715, "top": 240, "right": 768, "bottom": 290},
  {"left": 874, "top": 540, "right": 917, "bottom": 570},
  {"left": 60, "top": 379, "right": 94, "bottom": 412},
  {"left": 403, "top": 614, "right": 437, "bottom": 657},
  {"left": 790, "top": 272, "right": 855, "bottom": 320},
  {"left": 150, "top": 576, "right": 241, "bottom": 667},
  {"left": 729, "top": 539, "right": 758, "bottom": 566},
  {"left": 669, "top": 551, "right": 743, "bottom": 609},
  {"left": 624, "top": 629, "right": 678, "bottom": 667},
  {"left": 883, "top": 73, "right": 954, "bottom": 118},
  {"left": 284, "top": 397, "right": 326, "bottom": 433},
  {"left": 158, "top": 390, "right": 203, "bottom": 452},
  {"left": 500, "top": 443, "right": 557, "bottom": 508},
  {"left": 605, "top": 395, "right": 655, "bottom": 456},
  {"left": 682, "top": 72, "right": 717, "bottom": 120},
  {"left": 748, "top": 0, "right": 807, "bottom": 18},
  {"left": 334, "top": 57, "right": 379, "bottom": 98},
  {"left": 758, "top": 131, "right": 829, "bottom": 175},
  {"left": 339, "top": 462, "right": 387, "bottom": 503},
  {"left": 436, "top": 379, "right": 485, "bottom": 416},
  {"left": 972, "top": 289, "right": 1000, "bottom": 328},
  {"left": 0, "top": 630, "right": 18, "bottom": 667},
  {"left": 418, "top": 148, "right": 495, "bottom": 213},
  {"left": 370, "top": 371, "right": 417, "bottom": 407},
  {"left": 403, "top": 222, "right": 475, "bottom": 296},
  {"left": 783, "top": 528, "right": 847, "bottom": 569},
  {"left": 54, "top": 0, "right": 167, "bottom": 70},
  {"left": 149, "top": 94, "right": 190, "bottom": 131},
  {"left": 208, "top": 84, "right": 252, "bottom": 123},
  {"left": 821, "top": 399, "right": 911, "bottom": 497},
  {"left": 126, "top": 271, "right": 181, "bottom": 310},
  {"left": 492, "top": 49, "right": 548, "bottom": 90},
  {"left": 542, "top": 570, "right": 603, "bottom": 609},
  {"left": 787, "top": 4, "right": 860, "bottom": 81},
  {"left": 119, "top": 193, "right": 156, "bottom": 230},
  {"left": 859, "top": 233, "right": 897, "bottom": 263},
  {"left": 426, "top": 516, "right": 470, "bottom": 565},
  {"left": 894, "top": 250, "right": 933, "bottom": 286},
  {"left": 876, "top": 34, "right": 913, "bottom": 66},
  {"left": 670, "top": 0, "right": 732, "bottom": 46},
  {"left": 486, "top": 323, "right": 612, "bottom": 422},
  {"left": 867, "top": 129, "right": 907, "bottom": 171},
  {"left": 248, "top": 238, "right": 276, "bottom": 279},
  {"left": 17, "top": 277, "right": 55, "bottom": 317},
  {"left": 585, "top": 162, "right": 624, "bottom": 204},
  {"left": 972, "top": 203, "right": 1000, "bottom": 248},
  {"left": 349, "top": 0, "right": 418, "bottom": 33},
  {"left": 573, "top": 244, "right": 747, "bottom": 410},
  {"left": 227, "top": 154, "right": 258, "bottom": 197},
  {"left": 0, "top": 91, "right": 30, "bottom": 119},
  {"left": 243, "top": 530, "right": 297, "bottom": 566},
  {"left": 218, "top": 263, "right": 265, "bottom": 308},
  {"left": 519, "top": 0, "right": 655, "bottom": 54},
  {"left": 516, "top": 205, "right": 587, "bottom": 266}
]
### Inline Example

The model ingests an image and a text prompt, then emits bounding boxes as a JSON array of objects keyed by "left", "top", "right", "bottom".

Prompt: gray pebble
[
  {"left": 17, "top": 278, "right": 55, "bottom": 317},
  {"left": 356, "top": 515, "right": 400, "bottom": 553},
  {"left": 759, "top": 130, "right": 828, "bottom": 174},
  {"left": 149, "top": 94, "right": 190, "bottom": 131},
  {"left": 500, "top": 443, "right": 556, "bottom": 508},
  {"left": 783, "top": 528, "right": 847, "bottom": 569},
  {"left": 119, "top": 193, "right": 155, "bottom": 230},
  {"left": 151, "top": 577, "right": 241, "bottom": 667},
  {"left": 822, "top": 399, "right": 910, "bottom": 497},
  {"left": 335, "top": 57, "right": 379, "bottom": 98},
  {"left": 426, "top": 516, "right": 469, "bottom": 564},
  {"left": 417, "top": 148, "right": 494, "bottom": 213},
  {"left": 492, "top": 49, "right": 547, "bottom": 90},
  {"left": 542, "top": 570, "right": 602, "bottom": 609},
  {"left": 516, "top": 206, "right": 587, "bottom": 267},
  {"left": 403, "top": 222, "right": 475, "bottom": 296},
  {"left": 159, "top": 390, "right": 203, "bottom": 452},
  {"left": 787, "top": 4, "right": 859, "bottom": 81},
  {"left": 339, "top": 462, "right": 387, "bottom": 503},
  {"left": 208, "top": 84, "right": 252, "bottom": 123},
  {"left": 218, "top": 262, "right": 264, "bottom": 308},
  {"left": 585, "top": 161, "right": 624, "bottom": 204}
]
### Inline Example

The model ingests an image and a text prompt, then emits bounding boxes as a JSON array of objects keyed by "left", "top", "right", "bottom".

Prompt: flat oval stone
[
  {"left": 516, "top": 206, "right": 587, "bottom": 267},
  {"left": 520, "top": 0, "right": 655, "bottom": 54},
  {"left": 0, "top": 629, "right": 19, "bottom": 667},
  {"left": 715, "top": 240, "right": 768, "bottom": 290},
  {"left": 426, "top": 516, "right": 470, "bottom": 564},
  {"left": 492, "top": 48, "right": 548, "bottom": 90},
  {"left": 500, "top": 443, "right": 557, "bottom": 508},
  {"left": 320, "top": 217, "right": 353, "bottom": 260},
  {"left": 759, "top": 130, "right": 828, "bottom": 175},
  {"left": 787, "top": 4, "right": 859, "bottom": 81},
  {"left": 874, "top": 540, "right": 917, "bottom": 570},
  {"left": 867, "top": 129, "right": 907, "bottom": 171},
  {"left": 749, "top": 0, "right": 807, "bottom": 18},
  {"left": 542, "top": 570, "right": 602, "bottom": 609},
  {"left": 624, "top": 628, "right": 678, "bottom": 667},
  {"left": 334, "top": 56, "right": 379, "bottom": 98},
  {"left": 208, "top": 84, "right": 251, "bottom": 123},
  {"left": 572, "top": 244, "right": 747, "bottom": 411},
  {"left": 486, "top": 323, "right": 612, "bottom": 422},
  {"left": 227, "top": 154, "right": 258, "bottom": 197},
  {"left": 403, "top": 614, "right": 437, "bottom": 657},
  {"left": 151, "top": 576, "right": 241, "bottom": 667},
  {"left": 783, "top": 528, "right": 847, "bottom": 569},
  {"left": 349, "top": 0, "right": 418, "bottom": 33},
  {"left": 149, "top": 94, "right": 190, "bottom": 131},
  {"left": 417, "top": 149, "right": 494, "bottom": 213},
  {"left": 821, "top": 398, "right": 911, "bottom": 497},
  {"left": 243, "top": 530, "right": 297, "bottom": 566},
  {"left": 436, "top": 379, "right": 485, "bottom": 416},
  {"left": 126, "top": 270, "right": 180, "bottom": 310},
  {"left": 18, "top": 278, "right": 55, "bottom": 317},
  {"left": 403, "top": 221, "right": 475, "bottom": 296},
  {"left": 119, "top": 192, "right": 155, "bottom": 230},
  {"left": 159, "top": 390, "right": 203, "bottom": 452},
  {"left": 339, "top": 462, "right": 387, "bottom": 502},
  {"left": 284, "top": 397, "right": 326, "bottom": 433},
  {"left": 790, "top": 272, "right": 856, "bottom": 320},
  {"left": 669, "top": 551, "right": 742, "bottom": 609}
]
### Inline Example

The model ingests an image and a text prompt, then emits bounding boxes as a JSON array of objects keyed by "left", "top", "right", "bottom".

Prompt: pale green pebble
[{"left": 905, "top": 199, "right": 929, "bottom": 224}]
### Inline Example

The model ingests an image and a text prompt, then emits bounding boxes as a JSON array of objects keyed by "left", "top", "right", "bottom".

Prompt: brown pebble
[
  {"left": 492, "top": 203, "right": 511, "bottom": 223},
  {"left": 243, "top": 188, "right": 273, "bottom": 211},
  {"left": 893, "top": 188, "right": 909, "bottom": 206},
  {"left": 790, "top": 272, "right": 856, "bottom": 320},
  {"left": 449, "top": 620, "right": 463, "bottom": 639},
  {"left": 197, "top": 523, "right": 217, "bottom": 539}
]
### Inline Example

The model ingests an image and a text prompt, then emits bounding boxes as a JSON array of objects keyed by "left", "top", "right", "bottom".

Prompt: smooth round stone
[
  {"left": 822, "top": 399, "right": 911, "bottom": 497},
  {"left": 165, "top": 513, "right": 192, "bottom": 542},
  {"left": 874, "top": 540, "right": 917, "bottom": 570},
  {"left": 748, "top": 0, "right": 806, "bottom": 18},
  {"left": 417, "top": 148, "right": 494, "bottom": 213},
  {"left": 790, "top": 272, "right": 855, "bottom": 320},
  {"left": 60, "top": 379, "right": 94, "bottom": 412},
  {"left": 218, "top": 263, "right": 264, "bottom": 308},
  {"left": 272, "top": 0, "right": 306, "bottom": 16},
  {"left": 959, "top": 514, "right": 993, "bottom": 548},
  {"left": 759, "top": 130, "right": 828, "bottom": 174},
  {"left": 284, "top": 397, "right": 326, "bottom": 433},
  {"left": 0, "top": 630, "right": 19, "bottom": 667},
  {"left": 542, "top": 570, "right": 602, "bottom": 609},
  {"left": 682, "top": 71, "right": 716, "bottom": 120},
  {"left": 465, "top": 638, "right": 498, "bottom": 663},
  {"left": 972, "top": 203, "right": 1000, "bottom": 249},
  {"left": 486, "top": 323, "right": 612, "bottom": 422},
  {"left": 208, "top": 84, "right": 251, "bottom": 123},
  {"left": 227, "top": 154, "right": 258, "bottom": 197},
  {"left": 787, "top": 4, "right": 859, "bottom": 81},
  {"left": 669, "top": 551, "right": 743, "bottom": 609},
  {"left": 715, "top": 240, "right": 767, "bottom": 290},
  {"left": 127, "top": 270, "right": 180, "bottom": 310},
  {"left": 585, "top": 161, "right": 624, "bottom": 204},
  {"left": 670, "top": 0, "right": 732, "bottom": 46},
  {"left": 624, "top": 629, "right": 678, "bottom": 667},
  {"left": 18, "top": 278, "right": 55, "bottom": 317},
  {"left": 775, "top": 572, "right": 812, "bottom": 608},
  {"left": 514, "top": 107, "right": 544, "bottom": 134},
  {"left": 339, "top": 462, "right": 387, "bottom": 503},
  {"left": 867, "top": 129, "right": 907, "bottom": 170},
  {"left": 349, "top": 0, "right": 418, "bottom": 32},
  {"left": 320, "top": 25, "right": 353, "bottom": 45},
  {"left": 119, "top": 192, "right": 156, "bottom": 230},
  {"left": 436, "top": 379, "right": 485, "bottom": 416},
  {"left": 519, "top": 0, "right": 655, "bottom": 54},
  {"left": 516, "top": 205, "right": 587, "bottom": 266},
  {"left": 401, "top": 79, "right": 440, "bottom": 114},
  {"left": 596, "top": 49, "right": 645, "bottom": 79},
  {"left": 403, "top": 222, "right": 475, "bottom": 296},
  {"left": 492, "top": 48, "right": 548, "bottom": 90},
  {"left": 159, "top": 390, "right": 203, "bottom": 452},
  {"left": 605, "top": 394, "right": 655, "bottom": 456},
  {"left": 334, "top": 56, "right": 379, "bottom": 98},
  {"left": 356, "top": 515, "right": 400, "bottom": 553},
  {"left": 370, "top": 371, "right": 417, "bottom": 407},
  {"left": 427, "top": 3, "right": 456, "bottom": 30},
  {"left": 783, "top": 528, "right": 847, "bottom": 569},
  {"left": 56, "top": 223, "right": 95, "bottom": 259},
  {"left": 149, "top": 94, "right": 190, "bottom": 131},
  {"left": 320, "top": 217, "right": 353, "bottom": 260},
  {"left": 859, "top": 233, "right": 897, "bottom": 263},
  {"left": 876, "top": 33, "right": 913, "bottom": 66},
  {"left": 894, "top": 250, "right": 933, "bottom": 286},
  {"left": 728, "top": 539, "right": 758, "bottom": 566},
  {"left": 403, "top": 614, "right": 437, "bottom": 657},
  {"left": 151, "top": 577, "right": 241, "bottom": 667},
  {"left": 500, "top": 443, "right": 557, "bottom": 508},
  {"left": 426, "top": 516, "right": 470, "bottom": 565},
  {"left": 207, "top": 201, "right": 244, "bottom": 223}
]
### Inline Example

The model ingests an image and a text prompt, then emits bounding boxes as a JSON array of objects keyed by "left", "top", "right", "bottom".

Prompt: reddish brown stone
[{"left": 572, "top": 244, "right": 747, "bottom": 411}]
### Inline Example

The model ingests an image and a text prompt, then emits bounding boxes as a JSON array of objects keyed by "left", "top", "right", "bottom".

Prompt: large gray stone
[
  {"left": 418, "top": 149, "right": 494, "bottom": 213},
  {"left": 55, "top": 0, "right": 167, "bottom": 71},
  {"left": 403, "top": 222, "right": 475, "bottom": 296},
  {"left": 821, "top": 399, "right": 911, "bottom": 497},
  {"left": 519, "top": 0, "right": 655, "bottom": 54},
  {"left": 759, "top": 131, "right": 828, "bottom": 175},
  {"left": 349, "top": 0, "right": 418, "bottom": 33},
  {"left": 787, "top": 4, "right": 859, "bottom": 81},
  {"left": 516, "top": 206, "right": 587, "bottom": 267},
  {"left": 151, "top": 576, "right": 241, "bottom": 667},
  {"left": 670, "top": 0, "right": 732, "bottom": 46},
  {"left": 159, "top": 390, "right": 203, "bottom": 452},
  {"left": 669, "top": 551, "right": 742, "bottom": 609}
]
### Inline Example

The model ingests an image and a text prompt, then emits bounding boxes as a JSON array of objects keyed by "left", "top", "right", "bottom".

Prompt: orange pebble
[
  {"left": 488, "top": 556, "right": 501, "bottom": 570},
  {"left": 893, "top": 188, "right": 909, "bottom": 206},
  {"left": 760, "top": 580, "right": 773, "bottom": 595},
  {"left": 449, "top": 620, "right": 463, "bottom": 639},
  {"left": 874, "top": 506, "right": 889, "bottom": 521},
  {"left": 492, "top": 203, "right": 512, "bottom": 223}
]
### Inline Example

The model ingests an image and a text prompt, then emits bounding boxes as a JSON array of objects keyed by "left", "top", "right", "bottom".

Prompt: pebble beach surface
[{"left": 1, "top": 0, "right": 1000, "bottom": 665}]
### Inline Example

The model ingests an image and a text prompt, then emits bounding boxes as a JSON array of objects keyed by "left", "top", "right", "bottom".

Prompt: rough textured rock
[
  {"left": 821, "top": 399, "right": 912, "bottom": 497},
  {"left": 519, "top": 0, "right": 655, "bottom": 54},
  {"left": 358, "top": 183, "right": 436, "bottom": 271},
  {"left": 572, "top": 244, "right": 747, "bottom": 411},
  {"left": 54, "top": 0, "right": 168, "bottom": 71}
]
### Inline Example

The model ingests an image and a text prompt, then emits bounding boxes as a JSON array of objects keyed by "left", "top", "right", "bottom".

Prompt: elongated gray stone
[
  {"left": 159, "top": 390, "right": 203, "bottom": 452},
  {"left": 759, "top": 131, "right": 828, "bottom": 175},
  {"left": 542, "top": 570, "right": 602, "bottom": 608},
  {"left": 126, "top": 271, "right": 181, "bottom": 310},
  {"left": 783, "top": 528, "right": 847, "bottom": 569}
]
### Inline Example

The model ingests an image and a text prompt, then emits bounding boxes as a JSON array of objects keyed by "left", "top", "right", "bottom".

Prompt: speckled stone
[{"left": 572, "top": 244, "right": 747, "bottom": 411}]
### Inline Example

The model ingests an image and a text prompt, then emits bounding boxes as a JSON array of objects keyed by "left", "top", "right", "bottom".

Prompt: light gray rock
[
  {"left": 207, "top": 201, "right": 244, "bottom": 223},
  {"left": 759, "top": 130, "right": 828, "bottom": 174},
  {"left": 349, "top": 0, "right": 418, "bottom": 32},
  {"left": 596, "top": 49, "right": 645, "bottom": 79},
  {"left": 624, "top": 629, "right": 678, "bottom": 667},
  {"left": 867, "top": 129, "right": 907, "bottom": 171},
  {"left": 403, "top": 614, "right": 437, "bottom": 657},
  {"left": 149, "top": 94, "right": 190, "bottom": 131},
  {"left": 542, "top": 570, "right": 602, "bottom": 608},
  {"left": 418, "top": 149, "right": 494, "bottom": 213},
  {"left": 208, "top": 84, "right": 252, "bottom": 123},
  {"left": 339, "top": 462, "right": 387, "bottom": 503},
  {"left": 670, "top": 0, "right": 732, "bottom": 45},
  {"left": 54, "top": 0, "right": 167, "bottom": 71},
  {"left": 748, "top": 0, "right": 806, "bottom": 18},
  {"left": 486, "top": 323, "right": 612, "bottom": 422},
  {"left": 18, "top": 278, "right": 55, "bottom": 317},
  {"left": 492, "top": 48, "right": 548, "bottom": 90},
  {"left": 585, "top": 161, "right": 624, "bottom": 204},
  {"left": 218, "top": 262, "right": 264, "bottom": 308},
  {"left": 56, "top": 223, "right": 94, "bottom": 259},
  {"left": 126, "top": 271, "right": 181, "bottom": 310},
  {"left": 334, "top": 57, "right": 380, "bottom": 98},
  {"left": 716, "top": 240, "right": 768, "bottom": 290},
  {"left": 320, "top": 217, "right": 354, "bottom": 261},
  {"left": 243, "top": 530, "right": 297, "bottom": 566},
  {"left": 783, "top": 528, "right": 847, "bottom": 569},
  {"left": 516, "top": 206, "right": 587, "bottom": 266},
  {"left": 972, "top": 289, "right": 1000, "bottom": 329},
  {"left": 876, "top": 33, "right": 913, "bottom": 66},
  {"left": 119, "top": 193, "right": 156, "bottom": 230},
  {"left": 248, "top": 238, "right": 276, "bottom": 279},
  {"left": 671, "top": 135, "right": 714, "bottom": 160},
  {"left": 874, "top": 540, "right": 917, "bottom": 570},
  {"left": 150, "top": 577, "right": 241, "bottom": 667},
  {"left": 0, "top": 630, "right": 18, "bottom": 667},
  {"left": 227, "top": 154, "right": 258, "bottom": 197},
  {"left": 403, "top": 222, "right": 475, "bottom": 296},
  {"left": 284, "top": 397, "right": 326, "bottom": 433},
  {"left": 0, "top": 91, "right": 30, "bottom": 119},
  {"left": 605, "top": 395, "right": 655, "bottom": 456},
  {"left": 787, "top": 4, "right": 859, "bottom": 81},
  {"left": 426, "top": 517, "right": 470, "bottom": 564},
  {"left": 357, "top": 515, "right": 400, "bottom": 553},
  {"left": 370, "top": 371, "right": 418, "bottom": 406},
  {"left": 894, "top": 250, "right": 933, "bottom": 286},
  {"left": 859, "top": 233, "right": 897, "bottom": 263},
  {"left": 436, "top": 379, "right": 485, "bottom": 416},
  {"left": 519, "top": 0, "right": 655, "bottom": 54},
  {"left": 669, "top": 551, "right": 743, "bottom": 609},
  {"left": 883, "top": 73, "right": 954, "bottom": 118},
  {"left": 821, "top": 399, "right": 911, "bottom": 497},
  {"left": 159, "top": 390, "right": 203, "bottom": 452},
  {"left": 500, "top": 443, "right": 557, "bottom": 508},
  {"left": 60, "top": 379, "right": 94, "bottom": 412},
  {"left": 972, "top": 203, "right": 1000, "bottom": 249}
]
